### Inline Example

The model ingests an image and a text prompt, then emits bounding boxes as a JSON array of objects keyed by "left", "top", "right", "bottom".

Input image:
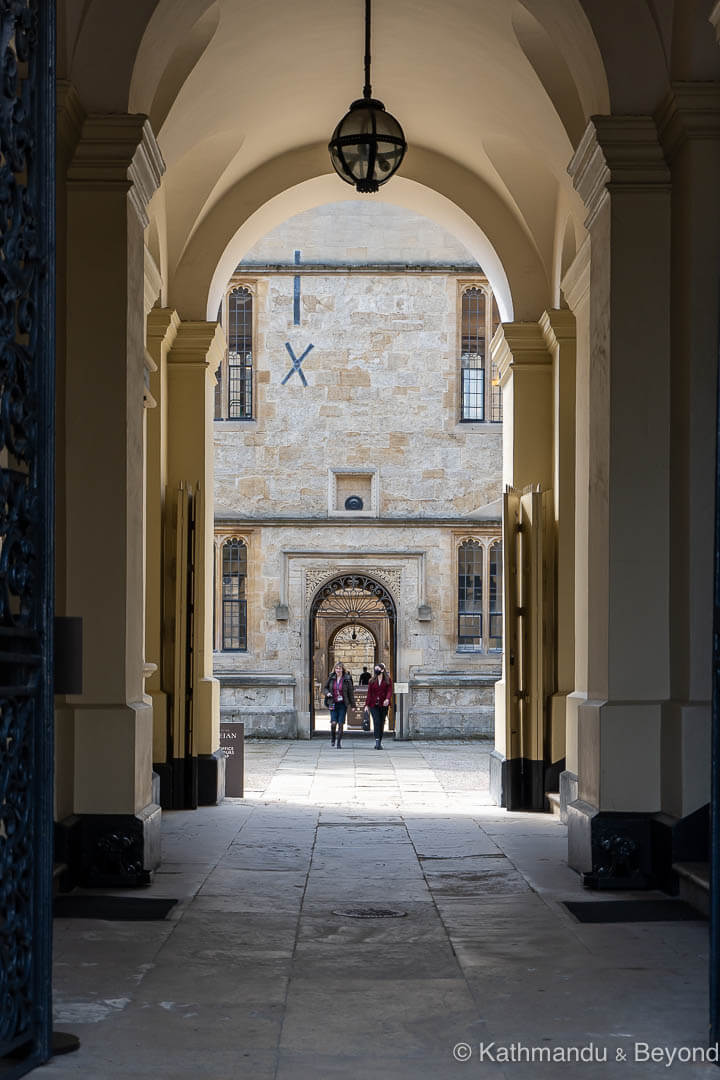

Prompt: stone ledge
[
  {"left": 215, "top": 672, "right": 297, "bottom": 687},
  {"left": 220, "top": 705, "right": 296, "bottom": 717},
  {"left": 409, "top": 671, "right": 501, "bottom": 688}
]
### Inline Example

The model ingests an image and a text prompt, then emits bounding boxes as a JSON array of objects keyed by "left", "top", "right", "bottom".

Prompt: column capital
[
  {"left": 67, "top": 114, "right": 165, "bottom": 227},
  {"left": 656, "top": 82, "right": 720, "bottom": 158},
  {"left": 539, "top": 309, "right": 576, "bottom": 352},
  {"left": 147, "top": 307, "right": 181, "bottom": 353},
  {"left": 568, "top": 116, "right": 670, "bottom": 228},
  {"left": 169, "top": 321, "right": 226, "bottom": 378},
  {"left": 491, "top": 322, "right": 551, "bottom": 389}
]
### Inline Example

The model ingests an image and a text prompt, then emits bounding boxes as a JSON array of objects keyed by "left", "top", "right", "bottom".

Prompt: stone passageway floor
[{"left": 48, "top": 739, "right": 711, "bottom": 1079}]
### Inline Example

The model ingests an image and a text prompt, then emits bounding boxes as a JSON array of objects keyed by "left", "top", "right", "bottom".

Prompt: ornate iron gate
[
  {"left": 0, "top": 0, "right": 55, "bottom": 1073},
  {"left": 711, "top": 303, "right": 720, "bottom": 1050}
]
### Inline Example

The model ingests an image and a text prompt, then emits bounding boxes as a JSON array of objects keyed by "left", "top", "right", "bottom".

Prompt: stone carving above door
[{"left": 304, "top": 566, "right": 401, "bottom": 606}]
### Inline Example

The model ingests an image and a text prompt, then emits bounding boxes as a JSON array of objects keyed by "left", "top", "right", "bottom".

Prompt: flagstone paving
[{"left": 47, "top": 739, "right": 711, "bottom": 1079}]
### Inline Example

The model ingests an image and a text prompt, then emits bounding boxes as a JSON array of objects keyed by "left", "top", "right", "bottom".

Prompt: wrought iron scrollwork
[
  {"left": 311, "top": 574, "right": 396, "bottom": 620},
  {"left": 0, "top": 0, "right": 55, "bottom": 1071}
]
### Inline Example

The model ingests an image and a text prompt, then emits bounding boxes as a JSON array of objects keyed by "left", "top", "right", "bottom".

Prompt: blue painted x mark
[{"left": 281, "top": 341, "right": 314, "bottom": 386}]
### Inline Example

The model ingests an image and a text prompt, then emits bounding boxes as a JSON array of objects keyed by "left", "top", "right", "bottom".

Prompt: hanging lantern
[{"left": 328, "top": 0, "right": 407, "bottom": 193}]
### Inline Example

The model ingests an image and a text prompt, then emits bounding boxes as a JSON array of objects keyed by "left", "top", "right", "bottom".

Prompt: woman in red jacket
[{"left": 364, "top": 663, "right": 393, "bottom": 749}]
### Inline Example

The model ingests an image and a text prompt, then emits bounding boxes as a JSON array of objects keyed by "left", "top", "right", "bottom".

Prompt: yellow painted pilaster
[
  {"left": 490, "top": 324, "right": 553, "bottom": 807},
  {"left": 145, "top": 308, "right": 180, "bottom": 764},
  {"left": 167, "top": 322, "right": 226, "bottom": 758},
  {"left": 540, "top": 309, "right": 576, "bottom": 775}
]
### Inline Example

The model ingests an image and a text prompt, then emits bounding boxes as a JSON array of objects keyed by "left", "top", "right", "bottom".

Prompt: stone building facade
[{"left": 213, "top": 203, "right": 503, "bottom": 737}]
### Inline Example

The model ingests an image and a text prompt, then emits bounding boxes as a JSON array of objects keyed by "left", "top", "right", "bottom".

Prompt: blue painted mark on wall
[
  {"left": 293, "top": 249, "right": 301, "bottom": 325},
  {"left": 282, "top": 341, "right": 313, "bottom": 386}
]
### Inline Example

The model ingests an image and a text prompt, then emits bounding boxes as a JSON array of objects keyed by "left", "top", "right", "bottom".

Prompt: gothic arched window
[
  {"left": 458, "top": 539, "right": 484, "bottom": 648},
  {"left": 227, "top": 287, "right": 253, "bottom": 419},
  {"left": 222, "top": 539, "right": 247, "bottom": 650},
  {"left": 215, "top": 286, "right": 254, "bottom": 420},
  {"left": 460, "top": 287, "right": 486, "bottom": 421}
]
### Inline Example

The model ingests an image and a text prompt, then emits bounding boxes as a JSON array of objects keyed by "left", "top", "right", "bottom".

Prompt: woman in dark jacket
[
  {"left": 324, "top": 661, "right": 355, "bottom": 748},
  {"left": 364, "top": 663, "right": 393, "bottom": 749}
]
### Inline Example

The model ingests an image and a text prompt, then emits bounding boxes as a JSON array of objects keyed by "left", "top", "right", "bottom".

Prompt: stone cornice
[
  {"left": 67, "top": 114, "right": 165, "bottom": 228},
  {"left": 560, "top": 236, "right": 591, "bottom": 314},
  {"left": 491, "top": 322, "right": 550, "bottom": 389},
  {"left": 170, "top": 321, "right": 226, "bottom": 377},
  {"left": 540, "top": 309, "right": 576, "bottom": 352},
  {"left": 568, "top": 116, "right": 670, "bottom": 228},
  {"left": 409, "top": 672, "right": 501, "bottom": 687},
  {"left": 656, "top": 83, "right": 720, "bottom": 158},
  {"left": 147, "top": 307, "right": 181, "bottom": 354},
  {"left": 215, "top": 673, "right": 297, "bottom": 687},
  {"left": 213, "top": 517, "right": 502, "bottom": 529}
]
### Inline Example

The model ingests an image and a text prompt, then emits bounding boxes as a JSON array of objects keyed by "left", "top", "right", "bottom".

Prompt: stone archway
[
  {"left": 309, "top": 574, "right": 396, "bottom": 735},
  {"left": 328, "top": 623, "right": 377, "bottom": 687}
]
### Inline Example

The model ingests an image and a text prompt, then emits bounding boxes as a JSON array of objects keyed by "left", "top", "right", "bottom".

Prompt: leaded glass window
[
  {"left": 222, "top": 540, "right": 247, "bottom": 650},
  {"left": 227, "top": 287, "right": 253, "bottom": 419},
  {"left": 461, "top": 287, "right": 486, "bottom": 421},
  {"left": 458, "top": 539, "right": 483, "bottom": 647}
]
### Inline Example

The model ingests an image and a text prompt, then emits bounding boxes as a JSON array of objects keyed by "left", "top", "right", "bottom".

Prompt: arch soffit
[
  {"left": 171, "top": 145, "right": 551, "bottom": 324},
  {"left": 68, "top": 3, "right": 712, "bottom": 166},
  {"left": 329, "top": 623, "right": 379, "bottom": 646}
]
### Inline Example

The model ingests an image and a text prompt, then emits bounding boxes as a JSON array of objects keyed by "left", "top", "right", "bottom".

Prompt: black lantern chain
[
  {"left": 328, "top": 0, "right": 407, "bottom": 194},
  {"left": 363, "top": 0, "right": 372, "bottom": 99}
]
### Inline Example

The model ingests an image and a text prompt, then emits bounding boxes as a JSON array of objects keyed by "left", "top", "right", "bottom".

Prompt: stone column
[
  {"left": 560, "top": 239, "right": 591, "bottom": 818},
  {"left": 489, "top": 324, "right": 553, "bottom": 807},
  {"left": 566, "top": 118, "right": 672, "bottom": 885},
  {"left": 166, "top": 321, "right": 226, "bottom": 804},
  {"left": 58, "top": 115, "right": 165, "bottom": 885},
  {"left": 656, "top": 85, "right": 720, "bottom": 822},
  {"left": 540, "top": 309, "right": 577, "bottom": 815},
  {"left": 145, "top": 308, "right": 180, "bottom": 806}
]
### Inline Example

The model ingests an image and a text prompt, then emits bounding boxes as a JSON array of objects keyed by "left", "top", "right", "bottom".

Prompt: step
[{"left": 673, "top": 861, "right": 709, "bottom": 918}]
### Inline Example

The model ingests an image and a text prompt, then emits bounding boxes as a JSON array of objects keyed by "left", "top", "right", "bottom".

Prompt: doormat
[
  {"left": 53, "top": 895, "right": 177, "bottom": 921},
  {"left": 563, "top": 899, "right": 704, "bottom": 923}
]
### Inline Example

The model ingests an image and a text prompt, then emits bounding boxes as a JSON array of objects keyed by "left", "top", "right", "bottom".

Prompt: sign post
[
  {"left": 394, "top": 683, "right": 409, "bottom": 741},
  {"left": 220, "top": 721, "right": 245, "bottom": 797}
]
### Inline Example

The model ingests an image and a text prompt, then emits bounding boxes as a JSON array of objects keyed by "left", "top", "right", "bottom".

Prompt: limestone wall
[
  {"left": 214, "top": 204, "right": 502, "bottom": 738},
  {"left": 215, "top": 270, "right": 502, "bottom": 517},
  {"left": 213, "top": 523, "right": 501, "bottom": 737},
  {"left": 241, "top": 201, "right": 480, "bottom": 266}
]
